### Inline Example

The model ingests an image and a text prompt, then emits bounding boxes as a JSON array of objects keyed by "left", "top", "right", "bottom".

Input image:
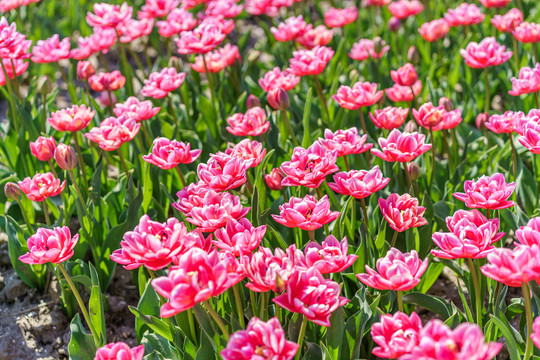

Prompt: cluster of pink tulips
[{"left": 2, "top": 0, "right": 540, "bottom": 359}]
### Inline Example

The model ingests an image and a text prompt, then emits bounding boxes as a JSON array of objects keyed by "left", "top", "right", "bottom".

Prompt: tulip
[
  {"left": 30, "top": 136, "right": 56, "bottom": 161},
  {"left": 532, "top": 317, "right": 540, "bottom": 350},
  {"left": 509, "top": 64, "right": 540, "bottom": 96},
  {"left": 259, "top": 67, "right": 300, "bottom": 92},
  {"left": 54, "top": 143, "right": 77, "bottom": 170},
  {"left": 303, "top": 235, "right": 357, "bottom": 274},
  {"left": 221, "top": 317, "right": 298, "bottom": 360},
  {"left": 141, "top": 67, "right": 186, "bottom": 99},
  {"left": 89, "top": 70, "right": 126, "bottom": 92},
  {"left": 76, "top": 60, "right": 95, "bottom": 80},
  {"left": 295, "top": 24, "right": 333, "bottom": 49},
  {"left": 444, "top": 3, "right": 485, "bottom": 27},
  {"left": 460, "top": 37, "right": 512, "bottom": 69},
  {"left": 226, "top": 106, "right": 269, "bottom": 136},
  {"left": 139, "top": 0, "right": 180, "bottom": 19},
  {"left": 453, "top": 173, "right": 515, "bottom": 210},
  {"left": 273, "top": 267, "right": 349, "bottom": 326},
  {"left": 371, "top": 311, "right": 423, "bottom": 359},
  {"left": 175, "top": 21, "right": 226, "bottom": 54},
  {"left": 287, "top": 45, "right": 334, "bottom": 76},
  {"left": 19, "top": 226, "right": 78, "bottom": 264},
  {"left": 143, "top": 137, "right": 201, "bottom": 170},
  {"left": 213, "top": 218, "right": 266, "bottom": 256},
  {"left": 265, "top": 168, "right": 286, "bottom": 191},
  {"left": 371, "top": 129, "right": 432, "bottom": 163},
  {"left": 4, "top": 182, "right": 21, "bottom": 200},
  {"left": 388, "top": 0, "right": 423, "bottom": 20},
  {"left": 185, "top": 191, "right": 250, "bottom": 232},
  {"left": 84, "top": 115, "right": 140, "bottom": 151},
  {"left": 156, "top": 8, "right": 197, "bottom": 37},
  {"left": 349, "top": 39, "right": 390, "bottom": 61},
  {"left": 86, "top": 2, "right": 132, "bottom": 29},
  {"left": 324, "top": 7, "right": 358, "bottom": 28},
  {"left": 329, "top": 166, "right": 389, "bottom": 199},
  {"left": 197, "top": 153, "right": 252, "bottom": 191},
  {"left": 391, "top": 63, "right": 418, "bottom": 87},
  {"left": 512, "top": 22, "right": 540, "bottom": 43},
  {"left": 480, "top": 245, "right": 540, "bottom": 287},
  {"left": 18, "top": 172, "right": 66, "bottom": 202},
  {"left": 173, "top": 181, "right": 212, "bottom": 216},
  {"left": 318, "top": 128, "right": 373, "bottom": 157},
  {"left": 31, "top": 34, "right": 70, "bottom": 63},
  {"left": 385, "top": 81, "right": 422, "bottom": 102},
  {"left": 94, "top": 342, "right": 145, "bottom": 360},
  {"left": 225, "top": 139, "right": 266, "bottom": 168},
  {"left": 516, "top": 217, "right": 540, "bottom": 246},
  {"left": 272, "top": 194, "right": 340, "bottom": 231},
  {"left": 48, "top": 105, "right": 96, "bottom": 133},
  {"left": 332, "top": 81, "right": 384, "bottom": 110},
  {"left": 271, "top": 15, "right": 307, "bottom": 42},
  {"left": 418, "top": 19, "right": 449, "bottom": 42},
  {"left": 369, "top": 106, "right": 409, "bottom": 130},
  {"left": 491, "top": 8, "right": 522, "bottom": 33},
  {"left": 379, "top": 193, "right": 427, "bottom": 233}
]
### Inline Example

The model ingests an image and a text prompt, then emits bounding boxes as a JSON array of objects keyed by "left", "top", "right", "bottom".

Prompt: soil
[{"left": 0, "top": 233, "right": 139, "bottom": 359}]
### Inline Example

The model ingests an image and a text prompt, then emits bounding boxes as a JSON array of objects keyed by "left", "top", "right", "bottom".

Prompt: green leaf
[
  {"left": 402, "top": 292, "right": 455, "bottom": 320},
  {"left": 89, "top": 263, "right": 106, "bottom": 346},
  {"left": 129, "top": 306, "right": 175, "bottom": 342},
  {"left": 489, "top": 314, "right": 521, "bottom": 360},
  {"left": 68, "top": 314, "right": 97, "bottom": 360},
  {"left": 301, "top": 88, "right": 313, "bottom": 148},
  {"left": 325, "top": 307, "right": 345, "bottom": 360}
]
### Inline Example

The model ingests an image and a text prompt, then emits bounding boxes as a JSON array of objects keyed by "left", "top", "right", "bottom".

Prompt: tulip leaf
[
  {"left": 402, "top": 292, "right": 454, "bottom": 320},
  {"left": 129, "top": 306, "right": 175, "bottom": 342},
  {"left": 326, "top": 307, "right": 345, "bottom": 360},
  {"left": 489, "top": 314, "right": 521, "bottom": 360},
  {"left": 68, "top": 313, "right": 97, "bottom": 360},
  {"left": 89, "top": 262, "right": 106, "bottom": 346}
]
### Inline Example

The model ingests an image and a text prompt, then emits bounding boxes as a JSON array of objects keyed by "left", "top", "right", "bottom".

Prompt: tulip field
[{"left": 2, "top": 0, "right": 540, "bottom": 359}]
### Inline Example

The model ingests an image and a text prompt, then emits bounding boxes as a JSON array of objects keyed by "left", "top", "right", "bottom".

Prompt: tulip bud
[
  {"left": 267, "top": 88, "right": 290, "bottom": 111},
  {"left": 246, "top": 95, "right": 261, "bottom": 109},
  {"left": 476, "top": 113, "right": 489, "bottom": 130},
  {"left": 388, "top": 17, "right": 401, "bottom": 32},
  {"left": 407, "top": 46, "right": 420, "bottom": 64},
  {"left": 38, "top": 76, "right": 52, "bottom": 95},
  {"left": 168, "top": 56, "right": 182, "bottom": 71},
  {"left": 76, "top": 61, "right": 95, "bottom": 81},
  {"left": 404, "top": 120, "right": 418, "bottom": 133},
  {"left": 4, "top": 182, "right": 21, "bottom": 200},
  {"left": 439, "top": 97, "right": 454, "bottom": 112},
  {"left": 408, "top": 162, "right": 421, "bottom": 181},
  {"left": 54, "top": 143, "right": 77, "bottom": 170},
  {"left": 373, "top": 37, "right": 385, "bottom": 54},
  {"left": 265, "top": 168, "right": 285, "bottom": 190},
  {"left": 30, "top": 136, "right": 57, "bottom": 162},
  {"left": 247, "top": 50, "right": 261, "bottom": 63}
]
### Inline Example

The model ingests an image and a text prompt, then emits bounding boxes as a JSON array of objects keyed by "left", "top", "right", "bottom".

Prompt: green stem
[
  {"left": 535, "top": 92, "right": 540, "bottom": 109},
  {"left": 396, "top": 290, "right": 404, "bottom": 312},
  {"left": 467, "top": 258, "right": 483, "bottom": 327},
  {"left": 116, "top": 149, "right": 129, "bottom": 175},
  {"left": 295, "top": 316, "right": 308, "bottom": 360},
  {"left": 360, "top": 198, "right": 370, "bottom": 237},
  {"left": 56, "top": 63, "right": 77, "bottom": 103},
  {"left": 509, "top": 133, "right": 518, "bottom": 181},
  {"left": 403, "top": 161, "right": 414, "bottom": 196},
  {"left": 390, "top": 230, "right": 399, "bottom": 248},
  {"left": 232, "top": 285, "right": 246, "bottom": 328},
  {"left": 72, "top": 132, "right": 89, "bottom": 192},
  {"left": 17, "top": 199, "right": 33, "bottom": 233},
  {"left": 313, "top": 76, "right": 330, "bottom": 124},
  {"left": 202, "top": 301, "right": 230, "bottom": 340},
  {"left": 107, "top": 90, "right": 115, "bottom": 115},
  {"left": 168, "top": 95, "right": 180, "bottom": 128},
  {"left": 187, "top": 308, "right": 198, "bottom": 345},
  {"left": 42, "top": 200, "right": 51, "bottom": 227},
  {"left": 175, "top": 166, "right": 187, "bottom": 188},
  {"left": 522, "top": 282, "right": 534, "bottom": 360},
  {"left": 359, "top": 110, "right": 372, "bottom": 165},
  {"left": 281, "top": 109, "right": 299, "bottom": 146},
  {"left": 98, "top": 53, "right": 110, "bottom": 72},
  {"left": 429, "top": 127, "right": 435, "bottom": 190},
  {"left": 57, "top": 263, "right": 100, "bottom": 345},
  {"left": 67, "top": 168, "right": 87, "bottom": 213},
  {"left": 484, "top": 68, "right": 490, "bottom": 113},
  {"left": 203, "top": 54, "right": 220, "bottom": 123}
]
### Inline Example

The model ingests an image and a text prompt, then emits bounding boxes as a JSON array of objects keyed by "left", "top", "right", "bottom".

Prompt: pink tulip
[
  {"left": 272, "top": 194, "right": 340, "bottom": 231},
  {"left": 379, "top": 193, "right": 427, "bottom": 232},
  {"left": 94, "top": 342, "right": 144, "bottom": 360},
  {"left": 71, "top": 28, "right": 117, "bottom": 60},
  {"left": 332, "top": 81, "right": 384, "bottom": 110},
  {"left": 226, "top": 106, "right": 269, "bottom": 136},
  {"left": 213, "top": 218, "right": 266, "bottom": 256},
  {"left": 480, "top": 245, "right": 540, "bottom": 287},
  {"left": 241, "top": 246, "right": 301, "bottom": 293},
  {"left": 385, "top": 81, "right": 422, "bottom": 102},
  {"left": 0, "top": 17, "right": 32, "bottom": 60},
  {"left": 86, "top": 2, "right": 132, "bottom": 29},
  {"left": 200, "top": 15, "right": 235, "bottom": 35},
  {"left": 110, "top": 215, "right": 209, "bottom": 271},
  {"left": 197, "top": 153, "right": 252, "bottom": 191},
  {"left": 485, "top": 111, "right": 523, "bottom": 133},
  {"left": 118, "top": 18, "right": 154, "bottom": 43},
  {"left": 371, "top": 311, "right": 423, "bottom": 359},
  {"left": 0, "top": 58, "right": 28, "bottom": 86},
  {"left": 265, "top": 168, "right": 286, "bottom": 191},
  {"left": 143, "top": 137, "right": 201, "bottom": 170},
  {"left": 371, "top": 129, "right": 432, "bottom": 163},
  {"left": 186, "top": 191, "right": 250, "bottom": 232},
  {"left": 225, "top": 139, "right": 266, "bottom": 168},
  {"left": 89, "top": 70, "right": 126, "bottom": 92},
  {"left": 280, "top": 142, "right": 339, "bottom": 188},
  {"left": 76, "top": 60, "right": 95, "bottom": 80},
  {"left": 444, "top": 3, "right": 485, "bottom": 27},
  {"left": 31, "top": 34, "right": 70, "bottom": 63},
  {"left": 509, "top": 64, "right": 540, "bottom": 96},
  {"left": 141, "top": 67, "right": 186, "bottom": 99},
  {"left": 401, "top": 320, "right": 502, "bottom": 360},
  {"left": 19, "top": 227, "right": 78, "bottom": 264},
  {"left": 287, "top": 45, "right": 334, "bottom": 76},
  {"left": 30, "top": 136, "right": 56, "bottom": 162},
  {"left": 328, "top": 166, "right": 389, "bottom": 199},
  {"left": 460, "top": 37, "right": 512, "bottom": 69},
  {"left": 349, "top": 39, "right": 390, "bottom": 61},
  {"left": 204, "top": 0, "right": 243, "bottom": 18},
  {"left": 391, "top": 63, "right": 418, "bottom": 87},
  {"left": 516, "top": 217, "right": 540, "bottom": 246},
  {"left": 48, "top": 105, "right": 96, "bottom": 132},
  {"left": 84, "top": 115, "right": 140, "bottom": 151},
  {"left": 369, "top": 106, "right": 409, "bottom": 130},
  {"left": 267, "top": 87, "right": 290, "bottom": 110},
  {"left": 114, "top": 97, "right": 160, "bottom": 122},
  {"left": 175, "top": 21, "right": 226, "bottom": 54},
  {"left": 431, "top": 209, "right": 504, "bottom": 260},
  {"left": 453, "top": 173, "right": 515, "bottom": 210},
  {"left": 324, "top": 7, "right": 358, "bottom": 28},
  {"left": 173, "top": 181, "right": 212, "bottom": 216},
  {"left": 518, "top": 120, "right": 540, "bottom": 153},
  {"left": 157, "top": 8, "right": 197, "bottom": 37},
  {"left": 18, "top": 172, "right": 66, "bottom": 202},
  {"left": 491, "top": 8, "right": 522, "bottom": 32},
  {"left": 388, "top": 0, "right": 423, "bottom": 20},
  {"left": 54, "top": 143, "right": 77, "bottom": 170},
  {"left": 273, "top": 267, "right": 349, "bottom": 326},
  {"left": 138, "top": 0, "right": 180, "bottom": 19},
  {"left": 318, "top": 128, "right": 373, "bottom": 157},
  {"left": 271, "top": 15, "right": 307, "bottom": 42},
  {"left": 303, "top": 235, "right": 357, "bottom": 274},
  {"left": 480, "top": 0, "right": 511, "bottom": 8},
  {"left": 259, "top": 67, "right": 300, "bottom": 92},
  {"left": 418, "top": 18, "right": 449, "bottom": 42},
  {"left": 221, "top": 317, "right": 298, "bottom": 360},
  {"left": 412, "top": 102, "right": 462, "bottom": 131},
  {"left": 152, "top": 248, "right": 244, "bottom": 317},
  {"left": 365, "top": 0, "right": 392, "bottom": 6},
  {"left": 295, "top": 24, "right": 333, "bottom": 49},
  {"left": 357, "top": 248, "right": 428, "bottom": 291},
  {"left": 512, "top": 22, "right": 540, "bottom": 43},
  {"left": 97, "top": 92, "right": 117, "bottom": 108},
  {"left": 191, "top": 44, "right": 240, "bottom": 73},
  {"left": 532, "top": 317, "right": 540, "bottom": 350}
]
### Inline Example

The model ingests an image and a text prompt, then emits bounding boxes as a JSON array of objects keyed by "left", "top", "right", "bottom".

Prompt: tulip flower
[
  {"left": 369, "top": 106, "right": 409, "bottom": 130},
  {"left": 173, "top": 181, "right": 212, "bottom": 216},
  {"left": 444, "top": 3, "right": 485, "bottom": 27},
  {"left": 19, "top": 226, "right": 78, "bottom": 264},
  {"left": 332, "top": 81, "right": 384, "bottom": 110},
  {"left": 532, "top": 317, "right": 540, "bottom": 350},
  {"left": 295, "top": 24, "right": 333, "bottom": 49},
  {"left": 371, "top": 311, "right": 423, "bottom": 359},
  {"left": 157, "top": 8, "right": 197, "bottom": 37},
  {"left": 76, "top": 60, "right": 95, "bottom": 80},
  {"left": 226, "top": 106, "right": 269, "bottom": 136},
  {"left": 379, "top": 193, "right": 427, "bottom": 234},
  {"left": 272, "top": 194, "right": 340, "bottom": 231},
  {"left": 31, "top": 34, "right": 70, "bottom": 63},
  {"left": 86, "top": 2, "right": 132, "bottom": 29},
  {"left": 271, "top": 15, "right": 307, "bottom": 42},
  {"left": 509, "top": 64, "right": 540, "bottom": 96},
  {"left": 139, "top": 0, "right": 180, "bottom": 19},
  {"left": 273, "top": 267, "right": 349, "bottom": 326},
  {"left": 48, "top": 105, "right": 96, "bottom": 132},
  {"left": 259, "top": 67, "right": 300, "bottom": 92},
  {"left": 324, "top": 7, "right": 358, "bottom": 28},
  {"left": 512, "top": 22, "right": 540, "bottom": 43},
  {"left": 191, "top": 44, "right": 240, "bottom": 73},
  {"left": 317, "top": 128, "right": 373, "bottom": 157},
  {"left": 460, "top": 37, "right": 512, "bottom": 69},
  {"left": 185, "top": 191, "right": 250, "bottom": 232},
  {"left": 175, "top": 21, "right": 226, "bottom": 54},
  {"left": 328, "top": 166, "right": 390, "bottom": 199},
  {"left": 18, "top": 172, "right": 66, "bottom": 202},
  {"left": 225, "top": 139, "right": 266, "bottom": 168},
  {"left": 287, "top": 45, "right": 334, "bottom": 76},
  {"left": 84, "top": 115, "right": 140, "bottom": 151},
  {"left": 349, "top": 39, "right": 390, "bottom": 61},
  {"left": 143, "top": 137, "right": 201, "bottom": 170},
  {"left": 302, "top": 235, "right": 357, "bottom": 274},
  {"left": 94, "top": 342, "right": 145, "bottom": 360},
  {"left": 371, "top": 129, "right": 432, "bottom": 163},
  {"left": 453, "top": 173, "right": 515, "bottom": 210},
  {"left": 491, "top": 8, "right": 522, "bottom": 32},
  {"left": 141, "top": 67, "right": 186, "bottom": 99},
  {"left": 391, "top": 63, "right": 418, "bottom": 87},
  {"left": 197, "top": 153, "right": 252, "bottom": 191},
  {"left": 114, "top": 97, "right": 160, "bottom": 122},
  {"left": 54, "top": 143, "right": 77, "bottom": 170},
  {"left": 480, "top": 245, "right": 540, "bottom": 287},
  {"left": 385, "top": 81, "right": 422, "bottom": 102},
  {"left": 265, "top": 168, "right": 286, "bottom": 191},
  {"left": 388, "top": 0, "right": 423, "bottom": 20},
  {"left": 213, "top": 218, "right": 266, "bottom": 256},
  {"left": 516, "top": 217, "right": 540, "bottom": 246},
  {"left": 30, "top": 136, "right": 56, "bottom": 162},
  {"left": 89, "top": 70, "right": 126, "bottom": 92},
  {"left": 418, "top": 19, "right": 449, "bottom": 42}
]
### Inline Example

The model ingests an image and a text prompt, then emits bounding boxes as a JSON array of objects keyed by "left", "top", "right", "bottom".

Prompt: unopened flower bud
[
  {"left": 265, "top": 168, "right": 285, "bottom": 190},
  {"left": 4, "top": 182, "right": 21, "bottom": 201},
  {"left": 76, "top": 61, "right": 95, "bottom": 81},
  {"left": 246, "top": 95, "right": 261, "bottom": 109},
  {"left": 38, "top": 76, "right": 52, "bottom": 95},
  {"left": 439, "top": 97, "right": 454, "bottom": 112},
  {"left": 407, "top": 46, "right": 420, "bottom": 64},
  {"left": 373, "top": 37, "right": 385, "bottom": 54},
  {"left": 408, "top": 162, "right": 421, "bottom": 181},
  {"left": 54, "top": 143, "right": 77, "bottom": 170},
  {"left": 267, "top": 88, "right": 290, "bottom": 111},
  {"left": 404, "top": 120, "right": 418, "bottom": 133},
  {"left": 30, "top": 136, "right": 57, "bottom": 162},
  {"left": 476, "top": 113, "right": 489, "bottom": 130},
  {"left": 388, "top": 17, "right": 401, "bottom": 32}
]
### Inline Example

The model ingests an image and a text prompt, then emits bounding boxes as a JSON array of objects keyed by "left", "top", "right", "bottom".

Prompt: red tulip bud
[
  {"left": 267, "top": 88, "right": 290, "bottom": 111},
  {"left": 4, "top": 182, "right": 21, "bottom": 200},
  {"left": 54, "top": 143, "right": 77, "bottom": 170},
  {"left": 246, "top": 94, "right": 261, "bottom": 109}
]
